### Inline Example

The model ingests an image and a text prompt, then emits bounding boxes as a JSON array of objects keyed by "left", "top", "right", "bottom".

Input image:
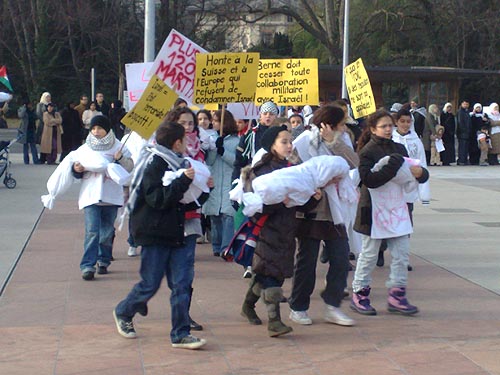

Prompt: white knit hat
[{"left": 259, "top": 101, "right": 278, "bottom": 115}]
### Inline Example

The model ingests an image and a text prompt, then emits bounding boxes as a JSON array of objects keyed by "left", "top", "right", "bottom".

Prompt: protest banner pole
[{"left": 219, "top": 105, "right": 225, "bottom": 136}]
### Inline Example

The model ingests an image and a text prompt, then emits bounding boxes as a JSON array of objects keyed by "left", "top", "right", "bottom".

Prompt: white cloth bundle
[
  {"left": 162, "top": 157, "right": 211, "bottom": 204},
  {"left": 0, "top": 92, "right": 12, "bottom": 102},
  {"left": 368, "top": 156, "right": 419, "bottom": 239},
  {"left": 240, "top": 155, "right": 356, "bottom": 224},
  {"left": 78, "top": 151, "right": 109, "bottom": 172},
  {"left": 199, "top": 127, "right": 217, "bottom": 151},
  {"left": 121, "top": 131, "right": 147, "bottom": 164},
  {"left": 41, "top": 151, "right": 79, "bottom": 209},
  {"left": 107, "top": 163, "right": 131, "bottom": 186}
]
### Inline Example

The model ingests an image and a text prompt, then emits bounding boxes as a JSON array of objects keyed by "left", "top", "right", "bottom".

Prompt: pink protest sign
[{"left": 148, "top": 29, "right": 207, "bottom": 105}]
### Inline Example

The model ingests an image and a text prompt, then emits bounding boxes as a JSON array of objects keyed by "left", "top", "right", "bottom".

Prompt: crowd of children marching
[{"left": 43, "top": 99, "right": 431, "bottom": 350}]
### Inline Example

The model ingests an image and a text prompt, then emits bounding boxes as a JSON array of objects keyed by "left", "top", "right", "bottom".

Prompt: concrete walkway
[{"left": 1, "top": 150, "right": 500, "bottom": 374}]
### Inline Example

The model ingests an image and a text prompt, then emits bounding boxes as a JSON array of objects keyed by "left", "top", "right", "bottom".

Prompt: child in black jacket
[{"left": 113, "top": 121, "right": 210, "bottom": 350}]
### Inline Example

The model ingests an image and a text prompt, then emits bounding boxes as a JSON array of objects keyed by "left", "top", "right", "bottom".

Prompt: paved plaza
[{"left": 1, "top": 136, "right": 500, "bottom": 374}]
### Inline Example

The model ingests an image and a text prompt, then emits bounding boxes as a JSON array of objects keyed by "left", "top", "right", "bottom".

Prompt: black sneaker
[
  {"left": 82, "top": 271, "right": 95, "bottom": 281},
  {"left": 189, "top": 317, "right": 203, "bottom": 331},
  {"left": 97, "top": 265, "right": 108, "bottom": 274},
  {"left": 113, "top": 310, "right": 137, "bottom": 339},
  {"left": 172, "top": 334, "right": 206, "bottom": 350}
]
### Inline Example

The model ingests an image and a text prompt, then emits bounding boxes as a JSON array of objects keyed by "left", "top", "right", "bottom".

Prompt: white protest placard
[
  {"left": 227, "top": 102, "right": 260, "bottom": 120},
  {"left": 148, "top": 29, "right": 207, "bottom": 105},
  {"left": 125, "top": 62, "right": 153, "bottom": 110}
]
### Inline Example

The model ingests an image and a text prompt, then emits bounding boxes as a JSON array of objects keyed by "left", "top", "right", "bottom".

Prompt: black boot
[
  {"left": 262, "top": 287, "right": 293, "bottom": 337},
  {"left": 241, "top": 279, "right": 262, "bottom": 325},
  {"left": 188, "top": 287, "right": 203, "bottom": 331}
]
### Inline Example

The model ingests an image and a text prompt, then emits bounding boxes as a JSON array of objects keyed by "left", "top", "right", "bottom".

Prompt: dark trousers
[
  {"left": 457, "top": 138, "right": 469, "bottom": 164},
  {"left": 289, "top": 237, "right": 349, "bottom": 311}
]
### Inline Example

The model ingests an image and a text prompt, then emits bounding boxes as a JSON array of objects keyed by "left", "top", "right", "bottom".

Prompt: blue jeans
[
  {"left": 23, "top": 143, "right": 39, "bottom": 164},
  {"left": 210, "top": 214, "right": 234, "bottom": 254},
  {"left": 115, "top": 236, "right": 196, "bottom": 343},
  {"left": 80, "top": 205, "right": 117, "bottom": 272}
]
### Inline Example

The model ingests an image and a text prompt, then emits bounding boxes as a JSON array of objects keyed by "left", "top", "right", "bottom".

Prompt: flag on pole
[{"left": 0, "top": 66, "right": 13, "bottom": 92}]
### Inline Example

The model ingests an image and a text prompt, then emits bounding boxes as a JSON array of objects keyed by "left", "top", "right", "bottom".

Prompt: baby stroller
[{"left": 0, "top": 134, "right": 20, "bottom": 189}]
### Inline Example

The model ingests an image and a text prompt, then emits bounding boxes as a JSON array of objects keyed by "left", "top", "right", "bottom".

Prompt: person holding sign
[
  {"left": 114, "top": 121, "right": 209, "bottom": 349},
  {"left": 202, "top": 110, "right": 239, "bottom": 257},
  {"left": 350, "top": 110, "right": 428, "bottom": 316}
]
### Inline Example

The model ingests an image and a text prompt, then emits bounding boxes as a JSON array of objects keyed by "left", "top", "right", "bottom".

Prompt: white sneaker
[
  {"left": 127, "top": 246, "right": 138, "bottom": 257},
  {"left": 242, "top": 266, "right": 252, "bottom": 279},
  {"left": 324, "top": 304, "right": 356, "bottom": 326},
  {"left": 289, "top": 309, "right": 312, "bottom": 325}
]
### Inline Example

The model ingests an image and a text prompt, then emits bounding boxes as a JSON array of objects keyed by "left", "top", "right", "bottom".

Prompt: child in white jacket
[
  {"left": 72, "top": 115, "right": 133, "bottom": 280},
  {"left": 391, "top": 108, "right": 431, "bottom": 205}
]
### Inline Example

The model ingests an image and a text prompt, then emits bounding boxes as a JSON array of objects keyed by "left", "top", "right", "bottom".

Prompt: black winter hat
[
  {"left": 261, "top": 124, "right": 289, "bottom": 152},
  {"left": 90, "top": 115, "right": 111, "bottom": 133}
]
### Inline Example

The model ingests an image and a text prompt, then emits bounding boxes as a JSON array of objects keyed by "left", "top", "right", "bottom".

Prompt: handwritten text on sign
[
  {"left": 344, "top": 58, "right": 376, "bottom": 118},
  {"left": 148, "top": 29, "right": 207, "bottom": 104},
  {"left": 121, "top": 75, "right": 178, "bottom": 139},
  {"left": 255, "top": 59, "right": 318, "bottom": 106},
  {"left": 193, "top": 52, "right": 259, "bottom": 105},
  {"left": 227, "top": 102, "right": 260, "bottom": 120}
]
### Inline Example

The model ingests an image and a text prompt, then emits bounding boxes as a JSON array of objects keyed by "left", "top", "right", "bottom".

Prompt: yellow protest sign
[
  {"left": 344, "top": 58, "right": 376, "bottom": 118},
  {"left": 121, "top": 75, "right": 179, "bottom": 139},
  {"left": 193, "top": 52, "right": 259, "bottom": 105},
  {"left": 255, "top": 58, "right": 319, "bottom": 106}
]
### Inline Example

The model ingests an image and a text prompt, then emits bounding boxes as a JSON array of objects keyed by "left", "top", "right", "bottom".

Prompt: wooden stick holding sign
[{"left": 219, "top": 105, "right": 225, "bottom": 136}]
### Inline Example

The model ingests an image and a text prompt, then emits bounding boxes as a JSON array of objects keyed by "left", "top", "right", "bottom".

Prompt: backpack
[{"left": 221, "top": 214, "right": 268, "bottom": 267}]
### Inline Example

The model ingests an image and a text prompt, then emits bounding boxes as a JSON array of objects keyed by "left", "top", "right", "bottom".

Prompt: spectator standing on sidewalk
[
  {"left": 41, "top": 103, "right": 62, "bottom": 165},
  {"left": 456, "top": 100, "right": 471, "bottom": 165},
  {"left": 17, "top": 99, "right": 40, "bottom": 164},
  {"left": 36, "top": 92, "right": 51, "bottom": 164},
  {"left": 440, "top": 103, "right": 456, "bottom": 165}
]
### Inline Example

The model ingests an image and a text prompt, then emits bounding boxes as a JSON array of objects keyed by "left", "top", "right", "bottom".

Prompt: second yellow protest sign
[
  {"left": 193, "top": 52, "right": 259, "bottom": 105},
  {"left": 121, "top": 75, "right": 178, "bottom": 139},
  {"left": 255, "top": 58, "right": 319, "bottom": 106},
  {"left": 344, "top": 58, "right": 376, "bottom": 118}
]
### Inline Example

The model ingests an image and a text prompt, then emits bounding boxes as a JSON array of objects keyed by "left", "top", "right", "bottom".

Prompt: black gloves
[
  {"left": 388, "top": 153, "right": 404, "bottom": 169},
  {"left": 216, "top": 136, "right": 224, "bottom": 156}
]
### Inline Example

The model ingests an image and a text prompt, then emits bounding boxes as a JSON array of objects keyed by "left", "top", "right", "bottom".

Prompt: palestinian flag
[{"left": 0, "top": 66, "right": 13, "bottom": 92}]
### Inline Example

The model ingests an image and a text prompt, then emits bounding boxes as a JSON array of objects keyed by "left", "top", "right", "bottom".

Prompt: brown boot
[
  {"left": 241, "top": 279, "right": 262, "bottom": 325},
  {"left": 262, "top": 287, "right": 293, "bottom": 337}
]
